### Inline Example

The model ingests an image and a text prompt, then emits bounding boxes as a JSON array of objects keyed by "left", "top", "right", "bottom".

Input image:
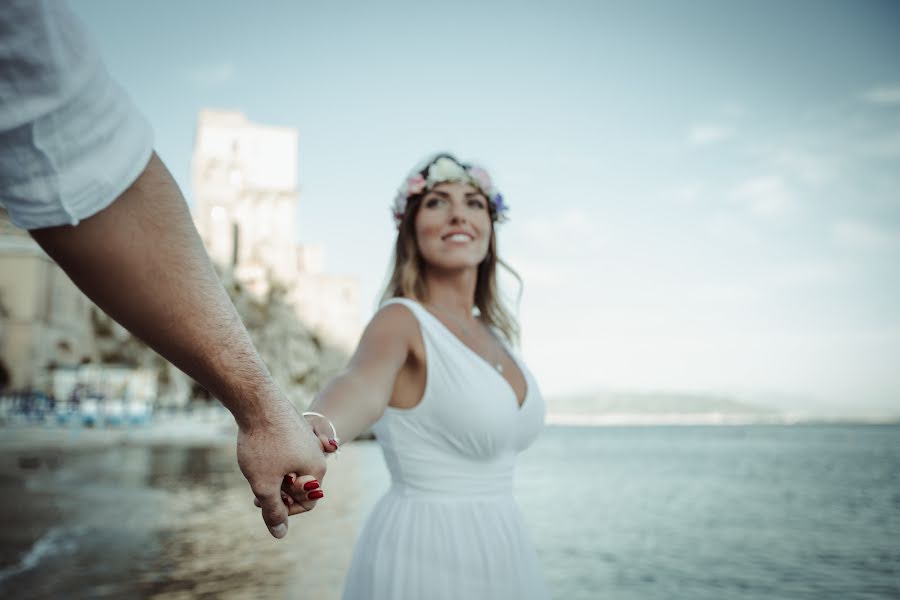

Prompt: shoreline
[
  {"left": 545, "top": 412, "right": 900, "bottom": 426},
  {"left": 0, "top": 415, "right": 238, "bottom": 453},
  {"left": 2, "top": 416, "right": 898, "bottom": 453},
  {"left": 0, "top": 430, "right": 386, "bottom": 600}
]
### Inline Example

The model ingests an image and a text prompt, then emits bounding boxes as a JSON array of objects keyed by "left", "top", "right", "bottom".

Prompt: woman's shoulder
[
  {"left": 360, "top": 298, "right": 426, "bottom": 363},
  {"left": 379, "top": 296, "right": 422, "bottom": 312},
  {"left": 366, "top": 297, "right": 423, "bottom": 339},
  {"left": 375, "top": 298, "right": 418, "bottom": 321}
]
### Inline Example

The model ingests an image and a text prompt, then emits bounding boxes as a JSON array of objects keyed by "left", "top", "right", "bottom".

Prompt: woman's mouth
[{"left": 443, "top": 233, "right": 473, "bottom": 242}]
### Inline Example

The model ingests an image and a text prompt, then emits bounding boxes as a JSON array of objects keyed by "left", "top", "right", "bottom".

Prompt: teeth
[{"left": 446, "top": 234, "right": 471, "bottom": 242}]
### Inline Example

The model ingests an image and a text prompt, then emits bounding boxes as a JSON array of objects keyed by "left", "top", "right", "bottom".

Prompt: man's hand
[{"left": 236, "top": 401, "right": 326, "bottom": 539}]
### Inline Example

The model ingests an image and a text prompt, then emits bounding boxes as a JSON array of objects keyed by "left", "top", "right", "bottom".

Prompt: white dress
[{"left": 342, "top": 298, "right": 549, "bottom": 600}]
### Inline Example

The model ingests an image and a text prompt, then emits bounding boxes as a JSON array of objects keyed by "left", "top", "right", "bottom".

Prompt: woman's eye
[
  {"left": 468, "top": 199, "right": 486, "bottom": 209},
  {"left": 424, "top": 197, "right": 444, "bottom": 208}
]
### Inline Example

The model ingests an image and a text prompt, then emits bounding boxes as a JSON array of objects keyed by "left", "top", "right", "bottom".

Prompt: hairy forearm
[
  {"left": 30, "top": 153, "right": 283, "bottom": 430},
  {"left": 308, "top": 369, "right": 390, "bottom": 444}
]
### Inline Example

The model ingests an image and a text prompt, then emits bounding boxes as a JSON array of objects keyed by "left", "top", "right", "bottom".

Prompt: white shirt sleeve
[{"left": 0, "top": 0, "right": 154, "bottom": 229}]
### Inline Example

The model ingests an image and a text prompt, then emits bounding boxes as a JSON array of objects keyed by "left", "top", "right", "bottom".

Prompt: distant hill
[
  {"left": 547, "top": 390, "right": 779, "bottom": 416},
  {"left": 545, "top": 389, "right": 900, "bottom": 425}
]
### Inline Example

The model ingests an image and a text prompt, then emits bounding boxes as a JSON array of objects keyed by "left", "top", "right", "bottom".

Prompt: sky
[{"left": 70, "top": 0, "right": 900, "bottom": 416}]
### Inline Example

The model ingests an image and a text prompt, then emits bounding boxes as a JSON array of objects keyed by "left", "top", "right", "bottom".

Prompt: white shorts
[{"left": 0, "top": 1, "right": 154, "bottom": 229}]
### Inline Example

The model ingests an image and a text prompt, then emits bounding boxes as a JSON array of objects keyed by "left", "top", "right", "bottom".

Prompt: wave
[{"left": 0, "top": 526, "right": 82, "bottom": 582}]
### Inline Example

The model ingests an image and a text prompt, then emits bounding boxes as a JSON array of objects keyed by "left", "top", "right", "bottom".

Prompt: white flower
[{"left": 426, "top": 157, "right": 467, "bottom": 186}]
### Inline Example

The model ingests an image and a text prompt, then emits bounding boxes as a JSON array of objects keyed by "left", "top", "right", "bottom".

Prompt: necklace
[{"left": 427, "top": 303, "right": 504, "bottom": 373}]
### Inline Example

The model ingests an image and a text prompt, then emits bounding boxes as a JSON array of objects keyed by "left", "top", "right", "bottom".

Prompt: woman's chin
[{"left": 424, "top": 259, "right": 483, "bottom": 273}]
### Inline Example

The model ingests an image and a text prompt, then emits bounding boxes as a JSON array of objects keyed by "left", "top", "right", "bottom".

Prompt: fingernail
[
  {"left": 307, "top": 490, "right": 324, "bottom": 500},
  {"left": 303, "top": 480, "right": 320, "bottom": 491},
  {"left": 329, "top": 439, "right": 338, "bottom": 449},
  {"left": 269, "top": 522, "right": 287, "bottom": 538}
]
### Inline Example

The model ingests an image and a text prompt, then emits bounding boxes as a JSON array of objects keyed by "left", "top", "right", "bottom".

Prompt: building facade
[
  {"left": 0, "top": 211, "right": 97, "bottom": 390},
  {"left": 191, "top": 109, "right": 361, "bottom": 352},
  {"left": 0, "top": 109, "right": 360, "bottom": 397}
]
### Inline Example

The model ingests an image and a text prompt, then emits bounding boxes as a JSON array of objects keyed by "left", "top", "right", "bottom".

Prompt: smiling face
[
  {"left": 414, "top": 181, "right": 493, "bottom": 272},
  {"left": 382, "top": 153, "right": 519, "bottom": 343}
]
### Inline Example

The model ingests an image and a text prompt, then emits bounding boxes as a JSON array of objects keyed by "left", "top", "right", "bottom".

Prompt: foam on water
[{"left": 0, "top": 526, "right": 82, "bottom": 582}]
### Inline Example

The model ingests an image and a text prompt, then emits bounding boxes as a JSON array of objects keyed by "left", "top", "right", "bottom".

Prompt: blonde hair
[{"left": 379, "top": 193, "right": 522, "bottom": 345}]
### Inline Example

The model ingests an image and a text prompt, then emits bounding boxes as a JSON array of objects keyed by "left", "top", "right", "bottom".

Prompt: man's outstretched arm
[{"left": 30, "top": 152, "right": 325, "bottom": 539}]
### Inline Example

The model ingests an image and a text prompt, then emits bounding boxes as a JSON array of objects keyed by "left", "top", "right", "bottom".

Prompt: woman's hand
[
  {"left": 303, "top": 413, "right": 341, "bottom": 454},
  {"left": 254, "top": 473, "right": 325, "bottom": 516},
  {"left": 236, "top": 401, "right": 327, "bottom": 536},
  {"left": 254, "top": 415, "right": 338, "bottom": 517}
]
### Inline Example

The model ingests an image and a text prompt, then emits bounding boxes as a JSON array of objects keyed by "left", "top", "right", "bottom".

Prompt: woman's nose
[{"left": 448, "top": 205, "right": 467, "bottom": 224}]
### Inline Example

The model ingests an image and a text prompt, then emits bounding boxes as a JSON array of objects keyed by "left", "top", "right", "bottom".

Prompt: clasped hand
[{"left": 238, "top": 405, "right": 340, "bottom": 538}]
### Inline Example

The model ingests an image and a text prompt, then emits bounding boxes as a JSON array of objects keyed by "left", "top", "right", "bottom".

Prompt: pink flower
[
  {"left": 467, "top": 167, "right": 492, "bottom": 193},
  {"left": 406, "top": 173, "right": 427, "bottom": 195}
]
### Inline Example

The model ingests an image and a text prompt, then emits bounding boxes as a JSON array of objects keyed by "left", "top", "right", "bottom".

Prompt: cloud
[
  {"left": 688, "top": 125, "right": 734, "bottom": 145},
  {"left": 514, "top": 208, "right": 599, "bottom": 251},
  {"left": 504, "top": 208, "right": 605, "bottom": 292},
  {"left": 731, "top": 175, "right": 794, "bottom": 218},
  {"left": 770, "top": 148, "right": 838, "bottom": 185},
  {"left": 860, "top": 85, "right": 900, "bottom": 105},
  {"left": 512, "top": 256, "right": 573, "bottom": 288},
  {"left": 667, "top": 182, "right": 705, "bottom": 207},
  {"left": 859, "top": 130, "right": 900, "bottom": 157},
  {"left": 767, "top": 261, "right": 848, "bottom": 288},
  {"left": 693, "top": 281, "right": 761, "bottom": 304},
  {"left": 703, "top": 212, "right": 761, "bottom": 247},
  {"left": 184, "top": 63, "right": 235, "bottom": 86},
  {"left": 832, "top": 220, "right": 900, "bottom": 251}
]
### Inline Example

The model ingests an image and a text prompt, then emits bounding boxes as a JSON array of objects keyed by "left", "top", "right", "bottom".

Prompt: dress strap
[{"left": 380, "top": 297, "right": 430, "bottom": 323}]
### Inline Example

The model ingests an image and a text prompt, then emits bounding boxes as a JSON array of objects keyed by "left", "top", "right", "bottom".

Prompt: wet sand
[{"left": 0, "top": 421, "right": 389, "bottom": 599}]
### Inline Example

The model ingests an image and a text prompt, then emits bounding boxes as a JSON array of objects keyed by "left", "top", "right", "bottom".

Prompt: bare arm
[
  {"left": 29, "top": 152, "right": 325, "bottom": 538},
  {"left": 305, "top": 303, "right": 416, "bottom": 446}
]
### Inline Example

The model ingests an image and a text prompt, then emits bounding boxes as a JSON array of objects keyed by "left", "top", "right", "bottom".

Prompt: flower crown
[{"left": 392, "top": 154, "right": 508, "bottom": 227}]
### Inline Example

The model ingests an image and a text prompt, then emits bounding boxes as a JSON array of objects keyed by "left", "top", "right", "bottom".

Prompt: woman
[{"left": 295, "top": 152, "right": 548, "bottom": 599}]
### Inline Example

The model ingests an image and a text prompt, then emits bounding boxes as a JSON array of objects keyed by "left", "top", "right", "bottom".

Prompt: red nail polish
[
  {"left": 329, "top": 439, "right": 339, "bottom": 449},
  {"left": 285, "top": 474, "right": 296, "bottom": 485},
  {"left": 307, "top": 490, "right": 324, "bottom": 500},
  {"left": 303, "top": 480, "right": 319, "bottom": 491}
]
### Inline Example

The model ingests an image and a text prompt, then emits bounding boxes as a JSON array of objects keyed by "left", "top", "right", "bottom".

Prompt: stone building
[
  {"left": 0, "top": 212, "right": 169, "bottom": 407},
  {"left": 0, "top": 212, "right": 97, "bottom": 390},
  {"left": 0, "top": 109, "right": 359, "bottom": 401},
  {"left": 191, "top": 109, "right": 361, "bottom": 352}
]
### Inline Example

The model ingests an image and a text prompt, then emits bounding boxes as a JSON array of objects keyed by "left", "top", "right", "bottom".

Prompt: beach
[
  {"left": 2, "top": 421, "right": 899, "bottom": 599},
  {"left": 0, "top": 416, "right": 389, "bottom": 600}
]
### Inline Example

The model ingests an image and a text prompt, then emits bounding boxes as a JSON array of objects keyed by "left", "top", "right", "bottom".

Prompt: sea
[{"left": 1, "top": 423, "right": 898, "bottom": 599}]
